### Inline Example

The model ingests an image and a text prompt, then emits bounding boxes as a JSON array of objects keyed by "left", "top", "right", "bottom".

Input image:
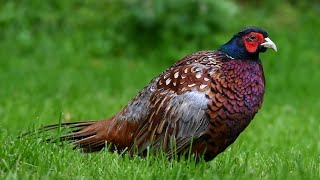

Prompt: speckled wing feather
[{"left": 125, "top": 51, "right": 224, "bottom": 155}]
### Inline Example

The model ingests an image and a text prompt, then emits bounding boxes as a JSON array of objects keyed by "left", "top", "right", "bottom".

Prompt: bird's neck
[{"left": 218, "top": 38, "right": 260, "bottom": 61}]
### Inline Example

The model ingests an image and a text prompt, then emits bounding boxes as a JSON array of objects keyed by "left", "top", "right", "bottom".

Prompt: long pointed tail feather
[
  {"left": 20, "top": 120, "right": 109, "bottom": 152},
  {"left": 19, "top": 121, "right": 97, "bottom": 137},
  {"left": 21, "top": 117, "right": 137, "bottom": 153}
]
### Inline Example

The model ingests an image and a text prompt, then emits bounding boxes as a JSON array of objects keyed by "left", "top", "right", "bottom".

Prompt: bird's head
[{"left": 219, "top": 26, "right": 277, "bottom": 60}]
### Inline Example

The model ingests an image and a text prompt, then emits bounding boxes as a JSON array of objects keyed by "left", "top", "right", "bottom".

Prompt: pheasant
[{"left": 32, "top": 26, "right": 277, "bottom": 161}]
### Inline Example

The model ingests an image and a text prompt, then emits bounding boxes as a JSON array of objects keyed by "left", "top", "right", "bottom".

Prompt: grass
[{"left": 1, "top": 2, "right": 320, "bottom": 180}]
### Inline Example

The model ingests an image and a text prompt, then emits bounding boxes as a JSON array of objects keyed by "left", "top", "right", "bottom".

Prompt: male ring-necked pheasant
[{"left": 34, "top": 26, "right": 277, "bottom": 161}]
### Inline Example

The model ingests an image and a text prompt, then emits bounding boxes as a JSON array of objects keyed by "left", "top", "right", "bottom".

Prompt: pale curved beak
[{"left": 261, "top": 37, "right": 277, "bottom": 52}]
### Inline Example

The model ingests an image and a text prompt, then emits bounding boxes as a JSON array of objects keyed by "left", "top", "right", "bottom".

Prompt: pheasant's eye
[
  {"left": 246, "top": 34, "right": 257, "bottom": 42},
  {"left": 250, "top": 35, "right": 256, "bottom": 40}
]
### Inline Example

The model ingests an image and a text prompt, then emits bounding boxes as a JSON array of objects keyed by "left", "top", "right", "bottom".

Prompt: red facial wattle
[{"left": 243, "top": 32, "right": 265, "bottom": 53}]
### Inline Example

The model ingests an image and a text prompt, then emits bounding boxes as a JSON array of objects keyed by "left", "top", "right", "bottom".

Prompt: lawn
[{"left": 1, "top": 1, "right": 319, "bottom": 180}]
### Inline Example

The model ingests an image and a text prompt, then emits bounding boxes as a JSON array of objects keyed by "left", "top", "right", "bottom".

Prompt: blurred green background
[{"left": 0, "top": 0, "right": 319, "bottom": 179}]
